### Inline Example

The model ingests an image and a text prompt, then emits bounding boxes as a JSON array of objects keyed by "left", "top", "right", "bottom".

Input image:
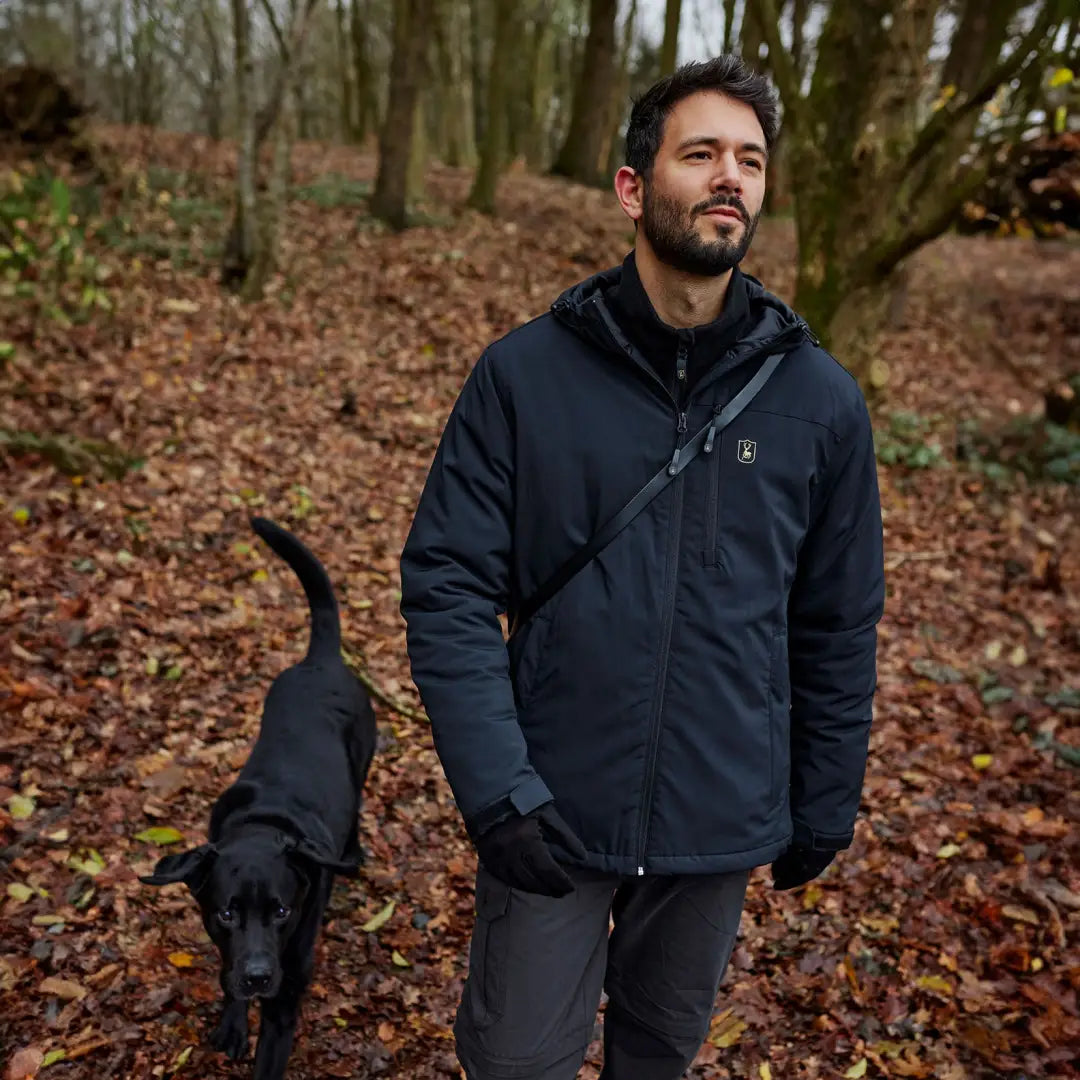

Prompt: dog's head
[{"left": 140, "top": 831, "right": 358, "bottom": 1000}]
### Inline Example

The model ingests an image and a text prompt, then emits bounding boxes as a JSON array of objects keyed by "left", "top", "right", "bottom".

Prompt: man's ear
[
  {"left": 139, "top": 845, "right": 216, "bottom": 889},
  {"left": 286, "top": 837, "right": 361, "bottom": 877}
]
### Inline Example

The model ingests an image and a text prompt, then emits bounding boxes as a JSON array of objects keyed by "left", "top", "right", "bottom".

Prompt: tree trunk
[
  {"left": 468, "top": 0, "right": 517, "bottom": 213},
  {"left": 244, "top": 84, "right": 297, "bottom": 300},
  {"left": 551, "top": 0, "right": 619, "bottom": 187},
  {"left": 604, "top": 0, "right": 638, "bottom": 179},
  {"left": 336, "top": 0, "right": 355, "bottom": 140},
  {"left": 350, "top": 0, "right": 379, "bottom": 142},
  {"left": 469, "top": 0, "right": 488, "bottom": 157},
  {"left": 371, "top": 0, "right": 433, "bottom": 229},
  {"left": 755, "top": 0, "right": 1063, "bottom": 394},
  {"left": 202, "top": 0, "right": 225, "bottom": 140},
  {"left": 434, "top": 0, "right": 476, "bottom": 167},
  {"left": 524, "top": 14, "right": 557, "bottom": 170},
  {"left": 722, "top": 0, "right": 737, "bottom": 53},
  {"left": 659, "top": 0, "right": 681, "bottom": 77},
  {"left": 223, "top": 0, "right": 258, "bottom": 291}
]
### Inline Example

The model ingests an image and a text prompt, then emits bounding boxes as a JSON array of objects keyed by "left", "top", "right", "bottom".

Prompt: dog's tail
[{"left": 250, "top": 517, "right": 341, "bottom": 663}]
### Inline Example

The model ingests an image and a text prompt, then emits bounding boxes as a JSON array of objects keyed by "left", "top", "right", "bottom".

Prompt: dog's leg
[
  {"left": 252, "top": 984, "right": 305, "bottom": 1080},
  {"left": 210, "top": 993, "right": 250, "bottom": 1060},
  {"left": 252, "top": 874, "right": 330, "bottom": 1080}
]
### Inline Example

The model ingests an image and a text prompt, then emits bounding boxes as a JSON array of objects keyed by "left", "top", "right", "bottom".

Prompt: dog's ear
[
  {"left": 139, "top": 845, "right": 216, "bottom": 889},
  {"left": 287, "top": 837, "right": 361, "bottom": 877}
]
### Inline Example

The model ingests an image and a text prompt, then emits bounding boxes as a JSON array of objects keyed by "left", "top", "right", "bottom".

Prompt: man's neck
[{"left": 633, "top": 241, "right": 733, "bottom": 330}]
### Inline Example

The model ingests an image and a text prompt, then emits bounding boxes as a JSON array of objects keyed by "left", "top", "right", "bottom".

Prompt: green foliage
[
  {"left": 293, "top": 174, "right": 372, "bottom": 209},
  {"left": 958, "top": 416, "right": 1080, "bottom": 487},
  {"left": 875, "top": 411, "right": 951, "bottom": 470},
  {"left": 0, "top": 168, "right": 112, "bottom": 324}
]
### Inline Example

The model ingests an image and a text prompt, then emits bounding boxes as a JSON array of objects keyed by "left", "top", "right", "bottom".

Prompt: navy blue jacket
[{"left": 399, "top": 261, "right": 885, "bottom": 876}]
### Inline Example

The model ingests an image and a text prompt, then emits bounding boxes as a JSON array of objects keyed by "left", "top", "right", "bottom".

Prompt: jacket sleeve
[
  {"left": 786, "top": 393, "right": 885, "bottom": 851},
  {"left": 398, "top": 350, "right": 553, "bottom": 833}
]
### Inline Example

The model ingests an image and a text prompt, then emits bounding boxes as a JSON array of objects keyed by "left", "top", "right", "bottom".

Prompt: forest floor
[{"left": 1, "top": 126, "right": 1078, "bottom": 1079}]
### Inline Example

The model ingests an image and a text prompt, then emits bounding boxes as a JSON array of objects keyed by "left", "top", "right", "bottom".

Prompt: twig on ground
[
  {"left": 342, "top": 648, "right": 428, "bottom": 723},
  {"left": 885, "top": 550, "right": 949, "bottom": 572}
]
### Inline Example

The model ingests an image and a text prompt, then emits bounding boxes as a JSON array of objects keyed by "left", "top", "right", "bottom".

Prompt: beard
[{"left": 641, "top": 183, "right": 761, "bottom": 277}]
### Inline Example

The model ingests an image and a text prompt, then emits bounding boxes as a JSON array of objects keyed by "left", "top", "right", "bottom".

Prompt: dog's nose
[{"left": 240, "top": 956, "right": 274, "bottom": 995}]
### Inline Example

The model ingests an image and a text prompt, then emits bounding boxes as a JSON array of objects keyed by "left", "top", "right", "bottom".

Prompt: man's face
[{"left": 637, "top": 91, "right": 768, "bottom": 277}]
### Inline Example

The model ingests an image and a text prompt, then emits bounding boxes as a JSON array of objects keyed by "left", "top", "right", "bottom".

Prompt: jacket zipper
[
  {"left": 704, "top": 403, "right": 722, "bottom": 563},
  {"left": 635, "top": 343, "right": 689, "bottom": 874}
]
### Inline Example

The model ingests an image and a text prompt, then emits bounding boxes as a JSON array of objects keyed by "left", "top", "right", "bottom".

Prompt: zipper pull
[
  {"left": 704, "top": 424, "right": 717, "bottom": 454},
  {"left": 677, "top": 412, "right": 687, "bottom": 433},
  {"left": 667, "top": 447, "right": 681, "bottom": 476}
]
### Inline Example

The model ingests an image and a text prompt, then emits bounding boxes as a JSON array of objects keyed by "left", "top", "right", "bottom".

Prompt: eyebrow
[{"left": 677, "top": 136, "right": 769, "bottom": 159}]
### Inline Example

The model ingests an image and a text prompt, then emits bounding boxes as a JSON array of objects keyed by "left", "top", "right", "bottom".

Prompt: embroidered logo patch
[{"left": 737, "top": 439, "right": 756, "bottom": 464}]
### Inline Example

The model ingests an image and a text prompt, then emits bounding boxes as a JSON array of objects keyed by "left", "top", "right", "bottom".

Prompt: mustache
[{"left": 694, "top": 195, "right": 750, "bottom": 225}]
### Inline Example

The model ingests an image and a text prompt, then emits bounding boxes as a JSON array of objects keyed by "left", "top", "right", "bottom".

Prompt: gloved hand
[
  {"left": 771, "top": 845, "right": 836, "bottom": 890},
  {"left": 474, "top": 803, "right": 587, "bottom": 897}
]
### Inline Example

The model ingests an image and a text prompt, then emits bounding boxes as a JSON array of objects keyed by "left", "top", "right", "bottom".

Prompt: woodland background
[{"left": 0, "top": 1, "right": 1078, "bottom": 1078}]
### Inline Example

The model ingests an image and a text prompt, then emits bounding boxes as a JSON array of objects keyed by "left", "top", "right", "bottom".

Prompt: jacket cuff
[
  {"left": 791, "top": 819, "right": 854, "bottom": 851},
  {"left": 466, "top": 776, "right": 554, "bottom": 839}
]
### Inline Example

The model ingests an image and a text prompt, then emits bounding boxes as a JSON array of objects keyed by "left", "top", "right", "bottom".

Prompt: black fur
[{"left": 142, "top": 517, "right": 376, "bottom": 1080}]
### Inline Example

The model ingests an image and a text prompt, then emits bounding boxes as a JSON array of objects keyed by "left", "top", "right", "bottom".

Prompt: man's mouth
[{"left": 703, "top": 206, "right": 744, "bottom": 223}]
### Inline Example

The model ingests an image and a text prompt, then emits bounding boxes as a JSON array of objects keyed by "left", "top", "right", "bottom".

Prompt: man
[{"left": 399, "top": 55, "right": 885, "bottom": 1080}]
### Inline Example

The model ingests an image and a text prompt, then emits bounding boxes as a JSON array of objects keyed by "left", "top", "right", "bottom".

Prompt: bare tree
[
  {"left": 468, "top": 0, "right": 517, "bottom": 213},
  {"left": 757, "top": 0, "right": 1069, "bottom": 392},
  {"left": 371, "top": 0, "right": 433, "bottom": 228},
  {"left": 659, "top": 0, "right": 681, "bottom": 77},
  {"left": 551, "top": 0, "right": 619, "bottom": 186}
]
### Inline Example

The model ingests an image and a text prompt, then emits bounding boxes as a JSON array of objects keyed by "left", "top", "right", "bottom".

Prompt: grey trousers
[{"left": 454, "top": 864, "right": 749, "bottom": 1080}]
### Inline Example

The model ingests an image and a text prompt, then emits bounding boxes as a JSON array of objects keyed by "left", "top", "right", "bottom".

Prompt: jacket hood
[{"left": 551, "top": 261, "right": 813, "bottom": 383}]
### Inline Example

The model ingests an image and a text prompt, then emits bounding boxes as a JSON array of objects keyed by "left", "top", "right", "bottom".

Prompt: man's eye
[
  {"left": 742, "top": 160, "right": 763, "bottom": 170},
  {"left": 274, "top": 904, "right": 291, "bottom": 922},
  {"left": 217, "top": 908, "right": 235, "bottom": 926}
]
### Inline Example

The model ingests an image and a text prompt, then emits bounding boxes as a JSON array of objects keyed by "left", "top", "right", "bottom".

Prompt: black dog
[{"left": 141, "top": 517, "right": 376, "bottom": 1080}]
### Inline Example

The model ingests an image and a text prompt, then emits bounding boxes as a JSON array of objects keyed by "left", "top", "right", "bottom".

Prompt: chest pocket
[{"left": 702, "top": 411, "right": 819, "bottom": 571}]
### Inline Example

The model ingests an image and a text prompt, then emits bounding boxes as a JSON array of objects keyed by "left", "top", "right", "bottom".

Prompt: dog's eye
[
  {"left": 274, "top": 904, "right": 291, "bottom": 922},
  {"left": 217, "top": 908, "right": 235, "bottom": 926}
]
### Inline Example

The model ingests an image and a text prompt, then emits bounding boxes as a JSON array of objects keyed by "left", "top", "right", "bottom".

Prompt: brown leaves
[{"left": 2, "top": 125, "right": 1079, "bottom": 1080}]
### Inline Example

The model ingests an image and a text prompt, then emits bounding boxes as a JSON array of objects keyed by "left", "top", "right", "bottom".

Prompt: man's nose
[
  {"left": 240, "top": 954, "right": 274, "bottom": 995},
  {"left": 710, "top": 151, "right": 742, "bottom": 192}
]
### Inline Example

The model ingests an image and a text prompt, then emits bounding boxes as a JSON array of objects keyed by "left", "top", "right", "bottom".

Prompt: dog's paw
[{"left": 210, "top": 1017, "right": 250, "bottom": 1060}]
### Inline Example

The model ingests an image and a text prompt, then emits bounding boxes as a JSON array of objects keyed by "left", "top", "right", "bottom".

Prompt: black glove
[
  {"left": 771, "top": 845, "right": 836, "bottom": 890},
  {"left": 474, "top": 803, "right": 587, "bottom": 898}
]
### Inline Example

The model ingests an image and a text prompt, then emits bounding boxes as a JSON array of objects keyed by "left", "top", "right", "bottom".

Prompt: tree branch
[
  {"left": 260, "top": 0, "right": 288, "bottom": 58},
  {"left": 754, "top": 0, "right": 804, "bottom": 125},
  {"left": 904, "top": 1, "right": 1061, "bottom": 176}
]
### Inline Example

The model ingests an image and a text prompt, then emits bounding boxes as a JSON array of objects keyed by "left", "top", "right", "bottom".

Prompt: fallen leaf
[
  {"left": 38, "top": 977, "right": 87, "bottom": 1001},
  {"left": 135, "top": 826, "right": 184, "bottom": 846},
  {"left": 361, "top": 900, "right": 395, "bottom": 933},
  {"left": 168, "top": 952, "right": 196, "bottom": 968},
  {"left": 162, "top": 298, "right": 200, "bottom": 314},
  {"left": 8, "top": 794, "right": 35, "bottom": 820},
  {"left": 7, "top": 883, "right": 34, "bottom": 903},
  {"left": 391, "top": 950, "right": 411, "bottom": 968},
  {"left": 6, "top": 1047, "right": 44, "bottom": 1080},
  {"left": 971, "top": 754, "right": 993, "bottom": 770},
  {"left": 39, "top": 1051, "right": 65, "bottom": 1069},
  {"left": 1001, "top": 904, "right": 1040, "bottom": 926},
  {"left": 171, "top": 1046, "right": 193, "bottom": 1070},
  {"left": 1008, "top": 645, "right": 1027, "bottom": 666},
  {"left": 936, "top": 843, "right": 962, "bottom": 858},
  {"left": 759, "top": 1065, "right": 772, "bottom": 1080},
  {"left": 915, "top": 974, "right": 953, "bottom": 995},
  {"left": 844, "top": 1060, "right": 868, "bottom": 1079}
]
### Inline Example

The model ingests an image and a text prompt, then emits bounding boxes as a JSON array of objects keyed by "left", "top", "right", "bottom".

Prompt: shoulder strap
[{"left": 508, "top": 349, "right": 788, "bottom": 639}]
